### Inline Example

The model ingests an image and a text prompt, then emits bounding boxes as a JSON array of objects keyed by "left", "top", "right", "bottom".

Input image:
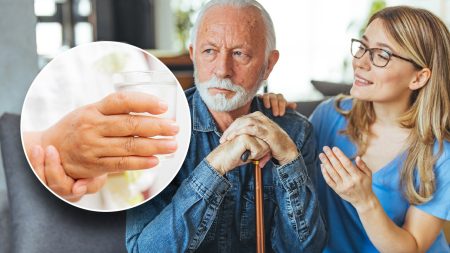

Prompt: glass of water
[{"left": 113, "top": 71, "right": 178, "bottom": 159}]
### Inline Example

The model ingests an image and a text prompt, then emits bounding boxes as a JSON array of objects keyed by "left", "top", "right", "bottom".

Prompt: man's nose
[{"left": 214, "top": 52, "right": 233, "bottom": 79}]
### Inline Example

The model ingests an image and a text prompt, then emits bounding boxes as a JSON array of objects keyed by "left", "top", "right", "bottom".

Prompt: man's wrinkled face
[{"left": 191, "top": 6, "right": 268, "bottom": 112}]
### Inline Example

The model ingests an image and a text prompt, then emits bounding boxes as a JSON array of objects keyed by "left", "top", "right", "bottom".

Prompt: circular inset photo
[{"left": 21, "top": 41, "right": 191, "bottom": 212}]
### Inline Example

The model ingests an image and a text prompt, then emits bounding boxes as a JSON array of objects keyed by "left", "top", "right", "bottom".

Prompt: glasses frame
[{"left": 351, "top": 39, "right": 422, "bottom": 69}]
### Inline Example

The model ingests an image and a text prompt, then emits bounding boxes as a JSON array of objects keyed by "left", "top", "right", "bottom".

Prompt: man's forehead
[
  {"left": 201, "top": 22, "right": 255, "bottom": 36},
  {"left": 200, "top": 6, "right": 263, "bottom": 33}
]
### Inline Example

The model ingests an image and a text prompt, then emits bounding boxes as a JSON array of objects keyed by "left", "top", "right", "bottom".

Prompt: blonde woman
[{"left": 224, "top": 6, "right": 450, "bottom": 253}]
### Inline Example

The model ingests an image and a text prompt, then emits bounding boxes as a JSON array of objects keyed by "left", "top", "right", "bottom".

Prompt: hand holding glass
[{"left": 114, "top": 71, "right": 178, "bottom": 159}]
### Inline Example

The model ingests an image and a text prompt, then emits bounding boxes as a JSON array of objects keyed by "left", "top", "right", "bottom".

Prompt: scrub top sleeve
[{"left": 416, "top": 156, "right": 450, "bottom": 220}]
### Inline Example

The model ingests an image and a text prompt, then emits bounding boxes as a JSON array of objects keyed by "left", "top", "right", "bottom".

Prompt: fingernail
[
  {"left": 148, "top": 156, "right": 159, "bottom": 167},
  {"left": 73, "top": 185, "right": 87, "bottom": 195},
  {"left": 319, "top": 153, "right": 324, "bottom": 160},
  {"left": 332, "top": 147, "right": 338, "bottom": 152},
  {"left": 323, "top": 146, "right": 330, "bottom": 153},
  {"left": 166, "top": 140, "right": 178, "bottom": 151},
  {"left": 168, "top": 121, "right": 179, "bottom": 134},
  {"left": 46, "top": 145, "right": 56, "bottom": 158},
  {"left": 159, "top": 100, "right": 168, "bottom": 111}
]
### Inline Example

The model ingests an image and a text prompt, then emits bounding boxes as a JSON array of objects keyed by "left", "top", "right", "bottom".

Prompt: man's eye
[
  {"left": 233, "top": 51, "right": 243, "bottom": 56},
  {"left": 203, "top": 49, "right": 214, "bottom": 54}
]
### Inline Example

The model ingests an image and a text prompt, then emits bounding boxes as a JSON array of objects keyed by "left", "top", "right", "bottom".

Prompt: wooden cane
[
  {"left": 254, "top": 160, "right": 265, "bottom": 253},
  {"left": 241, "top": 150, "right": 265, "bottom": 253}
]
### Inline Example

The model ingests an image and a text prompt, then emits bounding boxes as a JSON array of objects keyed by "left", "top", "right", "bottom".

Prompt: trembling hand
[{"left": 24, "top": 91, "right": 179, "bottom": 179}]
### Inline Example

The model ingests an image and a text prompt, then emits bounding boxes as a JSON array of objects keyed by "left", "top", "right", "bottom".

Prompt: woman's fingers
[
  {"left": 262, "top": 93, "right": 271, "bottom": 109},
  {"left": 269, "top": 94, "right": 280, "bottom": 116},
  {"left": 29, "top": 145, "right": 46, "bottom": 184},
  {"left": 276, "top": 93, "right": 286, "bottom": 116},
  {"left": 356, "top": 156, "right": 372, "bottom": 176},
  {"left": 71, "top": 180, "right": 88, "bottom": 196},
  {"left": 319, "top": 152, "right": 342, "bottom": 183},
  {"left": 322, "top": 146, "right": 349, "bottom": 179},
  {"left": 321, "top": 163, "right": 336, "bottom": 188},
  {"left": 260, "top": 93, "right": 294, "bottom": 116},
  {"left": 44, "top": 145, "right": 76, "bottom": 196},
  {"left": 331, "top": 147, "right": 359, "bottom": 175},
  {"left": 286, "top": 102, "right": 297, "bottom": 110}
]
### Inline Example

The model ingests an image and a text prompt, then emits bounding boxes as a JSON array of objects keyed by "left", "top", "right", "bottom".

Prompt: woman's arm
[
  {"left": 320, "top": 146, "right": 445, "bottom": 253},
  {"left": 358, "top": 198, "right": 444, "bottom": 253}
]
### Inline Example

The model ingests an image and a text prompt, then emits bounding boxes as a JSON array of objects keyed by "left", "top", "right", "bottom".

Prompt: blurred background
[{"left": 30, "top": 0, "right": 450, "bottom": 100}]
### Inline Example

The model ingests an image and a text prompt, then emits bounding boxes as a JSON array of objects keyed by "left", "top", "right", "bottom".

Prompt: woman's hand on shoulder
[{"left": 260, "top": 93, "right": 297, "bottom": 116}]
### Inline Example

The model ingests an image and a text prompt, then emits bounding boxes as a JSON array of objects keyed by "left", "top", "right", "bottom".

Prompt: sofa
[{"left": 0, "top": 113, "right": 126, "bottom": 253}]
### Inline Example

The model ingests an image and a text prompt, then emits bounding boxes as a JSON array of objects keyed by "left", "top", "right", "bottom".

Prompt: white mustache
[{"left": 200, "top": 76, "right": 244, "bottom": 93}]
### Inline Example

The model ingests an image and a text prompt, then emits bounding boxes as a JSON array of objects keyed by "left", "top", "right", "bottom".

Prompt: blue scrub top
[{"left": 309, "top": 98, "right": 450, "bottom": 253}]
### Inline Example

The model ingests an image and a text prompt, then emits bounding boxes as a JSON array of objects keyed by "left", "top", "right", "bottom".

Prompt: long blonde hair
[{"left": 336, "top": 6, "right": 450, "bottom": 205}]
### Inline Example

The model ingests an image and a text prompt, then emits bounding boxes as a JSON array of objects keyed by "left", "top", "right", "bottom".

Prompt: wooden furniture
[{"left": 148, "top": 50, "right": 195, "bottom": 90}]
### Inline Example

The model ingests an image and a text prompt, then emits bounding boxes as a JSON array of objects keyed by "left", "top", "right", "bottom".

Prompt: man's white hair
[{"left": 189, "top": 0, "right": 276, "bottom": 59}]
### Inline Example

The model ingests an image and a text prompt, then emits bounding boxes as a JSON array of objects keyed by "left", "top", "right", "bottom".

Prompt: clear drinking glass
[{"left": 113, "top": 71, "right": 178, "bottom": 159}]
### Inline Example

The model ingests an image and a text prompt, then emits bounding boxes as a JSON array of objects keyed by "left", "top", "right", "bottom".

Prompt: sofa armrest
[{"left": 0, "top": 113, "right": 126, "bottom": 253}]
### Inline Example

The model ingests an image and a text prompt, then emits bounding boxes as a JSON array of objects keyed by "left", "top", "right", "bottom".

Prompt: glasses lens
[
  {"left": 351, "top": 40, "right": 366, "bottom": 58},
  {"left": 372, "top": 49, "right": 390, "bottom": 67}
]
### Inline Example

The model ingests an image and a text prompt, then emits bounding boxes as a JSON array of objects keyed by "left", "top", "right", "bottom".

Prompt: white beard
[{"left": 195, "top": 72, "right": 263, "bottom": 112}]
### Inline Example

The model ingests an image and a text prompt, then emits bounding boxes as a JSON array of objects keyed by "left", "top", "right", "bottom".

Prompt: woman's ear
[{"left": 409, "top": 68, "right": 431, "bottom": 90}]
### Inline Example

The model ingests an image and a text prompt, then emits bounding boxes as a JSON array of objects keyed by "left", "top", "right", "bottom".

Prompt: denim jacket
[{"left": 126, "top": 88, "right": 326, "bottom": 253}]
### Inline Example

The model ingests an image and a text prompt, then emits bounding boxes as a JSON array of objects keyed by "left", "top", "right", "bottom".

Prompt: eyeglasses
[{"left": 351, "top": 39, "right": 422, "bottom": 68}]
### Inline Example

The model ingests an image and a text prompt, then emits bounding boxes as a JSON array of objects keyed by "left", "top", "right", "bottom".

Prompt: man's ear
[
  {"left": 263, "top": 50, "right": 280, "bottom": 80},
  {"left": 409, "top": 67, "right": 431, "bottom": 90},
  {"left": 189, "top": 45, "right": 194, "bottom": 62}
]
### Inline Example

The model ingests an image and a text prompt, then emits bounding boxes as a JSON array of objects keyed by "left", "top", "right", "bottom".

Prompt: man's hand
[
  {"left": 28, "top": 145, "right": 107, "bottom": 202},
  {"left": 206, "top": 134, "right": 271, "bottom": 175},
  {"left": 219, "top": 111, "right": 299, "bottom": 165},
  {"left": 24, "top": 91, "right": 179, "bottom": 179}
]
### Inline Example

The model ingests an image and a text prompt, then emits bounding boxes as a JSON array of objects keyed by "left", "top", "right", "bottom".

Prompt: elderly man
[{"left": 126, "top": 0, "right": 326, "bottom": 252}]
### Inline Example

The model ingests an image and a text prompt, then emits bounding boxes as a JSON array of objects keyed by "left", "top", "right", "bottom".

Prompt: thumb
[
  {"left": 355, "top": 156, "right": 371, "bottom": 176},
  {"left": 29, "top": 145, "right": 46, "bottom": 184}
]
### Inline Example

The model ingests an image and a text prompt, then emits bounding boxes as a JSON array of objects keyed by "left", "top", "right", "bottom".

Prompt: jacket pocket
[{"left": 239, "top": 186, "right": 275, "bottom": 241}]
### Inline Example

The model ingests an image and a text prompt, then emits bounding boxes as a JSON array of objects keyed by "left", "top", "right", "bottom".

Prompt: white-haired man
[{"left": 126, "top": 0, "right": 326, "bottom": 252}]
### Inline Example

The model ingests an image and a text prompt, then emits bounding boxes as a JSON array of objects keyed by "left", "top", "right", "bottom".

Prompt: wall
[{"left": 0, "top": 0, "right": 38, "bottom": 227}]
